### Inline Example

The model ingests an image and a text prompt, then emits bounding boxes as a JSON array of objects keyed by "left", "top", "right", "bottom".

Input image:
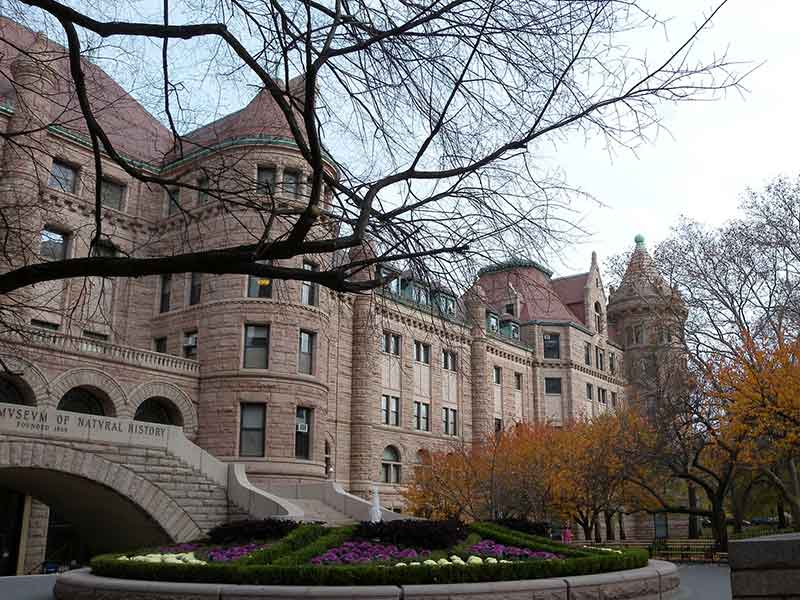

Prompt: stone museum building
[{"left": 0, "top": 17, "right": 680, "bottom": 575}]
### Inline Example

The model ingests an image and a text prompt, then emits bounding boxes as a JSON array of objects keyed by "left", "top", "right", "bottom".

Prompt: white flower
[
  {"left": 449, "top": 555, "right": 461, "bottom": 562},
  {"left": 485, "top": 557, "right": 498, "bottom": 564},
  {"left": 437, "top": 559, "right": 451, "bottom": 566},
  {"left": 423, "top": 559, "right": 438, "bottom": 566},
  {"left": 467, "top": 556, "right": 483, "bottom": 565},
  {"left": 409, "top": 562, "right": 421, "bottom": 566},
  {"left": 117, "top": 556, "right": 129, "bottom": 561},
  {"left": 395, "top": 562, "right": 407, "bottom": 567}
]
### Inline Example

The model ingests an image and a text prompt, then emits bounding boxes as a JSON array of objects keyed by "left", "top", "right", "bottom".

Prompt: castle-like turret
[{"left": 607, "top": 235, "right": 687, "bottom": 413}]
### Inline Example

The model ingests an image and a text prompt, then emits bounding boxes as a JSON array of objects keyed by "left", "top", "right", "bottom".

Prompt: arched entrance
[
  {"left": 57, "top": 386, "right": 114, "bottom": 416},
  {"left": 134, "top": 397, "right": 183, "bottom": 426}
]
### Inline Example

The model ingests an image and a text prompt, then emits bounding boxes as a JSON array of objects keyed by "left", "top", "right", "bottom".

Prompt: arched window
[
  {"left": 58, "top": 387, "right": 106, "bottom": 415},
  {"left": 0, "top": 376, "right": 31, "bottom": 405},
  {"left": 594, "top": 301, "right": 603, "bottom": 333},
  {"left": 381, "top": 446, "right": 401, "bottom": 484},
  {"left": 134, "top": 397, "right": 182, "bottom": 426}
]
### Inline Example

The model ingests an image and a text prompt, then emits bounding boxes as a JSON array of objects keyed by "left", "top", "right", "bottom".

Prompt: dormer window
[
  {"left": 436, "top": 293, "right": 456, "bottom": 316},
  {"left": 504, "top": 302, "right": 515, "bottom": 317},
  {"left": 486, "top": 312, "right": 500, "bottom": 333},
  {"left": 510, "top": 323, "right": 520, "bottom": 339},
  {"left": 500, "top": 320, "right": 520, "bottom": 339},
  {"left": 413, "top": 285, "right": 430, "bottom": 306},
  {"left": 379, "top": 267, "right": 401, "bottom": 295}
]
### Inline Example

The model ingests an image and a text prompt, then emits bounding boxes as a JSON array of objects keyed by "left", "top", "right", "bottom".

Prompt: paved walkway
[
  {"left": 0, "top": 574, "right": 56, "bottom": 600},
  {"left": 675, "top": 564, "right": 731, "bottom": 600}
]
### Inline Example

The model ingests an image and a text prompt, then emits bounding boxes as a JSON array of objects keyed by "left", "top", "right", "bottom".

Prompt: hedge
[
  {"left": 353, "top": 519, "right": 465, "bottom": 549},
  {"left": 208, "top": 518, "right": 300, "bottom": 544},
  {"left": 89, "top": 521, "right": 648, "bottom": 586}
]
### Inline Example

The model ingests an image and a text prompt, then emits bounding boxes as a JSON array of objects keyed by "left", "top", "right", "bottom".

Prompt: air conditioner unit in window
[{"left": 296, "top": 423, "right": 309, "bottom": 433}]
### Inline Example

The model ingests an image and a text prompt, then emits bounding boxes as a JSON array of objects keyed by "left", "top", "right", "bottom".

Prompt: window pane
[
  {"left": 241, "top": 404, "right": 265, "bottom": 429},
  {"left": 159, "top": 273, "right": 171, "bottom": 313},
  {"left": 189, "top": 273, "right": 202, "bottom": 305},
  {"left": 545, "top": 377, "right": 562, "bottom": 394},
  {"left": 257, "top": 167, "right": 276, "bottom": 194},
  {"left": 244, "top": 325, "right": 269, "bottom": 369},
  {"left": 101, "top": 179, "right": 125, "bottom": 210},
  {"left": 197, "top": 176, "right": 209, "bottom": 203},
  {"left": 40, "top": 228, "right": 66, "bottom": 260},
  {"left": 48, "top": 161, "right": 76, "bottom": 193},
  {"left": 284, "top": 171, "right": 300, "bottom": 196}
]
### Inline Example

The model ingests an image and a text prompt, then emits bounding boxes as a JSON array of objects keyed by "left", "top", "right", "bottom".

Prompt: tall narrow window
[
  {"left": 443, "top": 407, "right": 458, "bottom": 436},
  {"left": 189, "top": 272, "right": 202, "bottom": 305},
  {"left": 381, "top": 394, "right": 399, "bottom": 426},
  {"left": 492, "top": 365, "right": 502, "bottom": 385},
  {"left": 442, "top": 350, "right": 457, "bottom": 371},
  {"left": 634, "top": 325, "right": 643, "bottom": 345},
  {"left": 609, "top": 353, "right": 616, "bottom": 375},
  {"left": 100, "top": 178, "right": 125, "bottom": 210},
  {"left": 599, "top": 388, "right": 608, "bottom": 404},
  {"left": 295, "top": 407, "right": 312, "bottom": 459},
  {"left": 494, "top": 418, "right": 503, "bottom": 433},
  {"left": 414, "top": 341, "right": 430, "bottom": 364},
  {"left": 299, "top": 330, "right": 316, "bottom": 374},
  {"left": 284, "top": 170, "right": 300, "bottom": 196},
  {"left": 381, "top": 446, "right": 401, "bottom": 483},
  {"left": 584, "top": 342, "right": 592, "bottom": 366},
  {"left": 595, "top": 347, "right": 605, "bottom": 371},
  {"left": 197, "top": 175, "right": 209, "bottom": 203},
  {"left": 542, "top": 333, "right": 560, "bottom": 359},
  {"left": 248, "top": 260, "right": 273, "bottom": 298},
  {"left": 166, "top": 188, "right": 181, "bottom": 215},
  {"left": 153, "top": 337, "right": 167, "bottom": 354},
  {"left": 594, "top": 301, "right": 603, "bottom": 333},
  {"left": 611, "top": 392, "right": 618, "bottom": 407},
  {"left": 514, "top": 372, "right": 523, "bottom": 390},
  {"left": 257, "top": 166, "right": 276, "bottom": 194},
  {"left": 40, "top": 228, "right": 67, "bottom": 260},
  {"left": 300, "top": 261, "right": 318, "bottom": 306},
  {"left": 239, "top": 403, "right": 265, "bottom": 457},
  {"left": 413, "top": 401, "right": 430, "bottom": 431},
  {"left": 159, "top": 273, "right": 172, "bottom": 313},
  {"left": 243, "top": 324, "right": 269, "bottom": 369},
  {"left": 48, "top": 160, "right": 77, "bottom": 193},
  {"left": 381, "top": 332, "right": 401, "bottom": 355},
  {"left": 504, "top": 302, "right": 515, "bottom": 316},
  {"left": 586, "top": 383, "right": 594, "bottom": 401},
  {"left": 183, "top": 330, "right": 198, "bottom": 359}
]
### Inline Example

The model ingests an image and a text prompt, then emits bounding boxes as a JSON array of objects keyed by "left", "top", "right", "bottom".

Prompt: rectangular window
[
  {"left": 153, "top": 337, "right": 167, "bottom": 353},
  {"left": 381, "top": 331, "right": 401, "bottom": 355},
  {"left": 545, "top": 377, "right": 562, "bottom": 395},
  {"left": 243, "top": 324, "right": 269, "bottom": 369},
  {"left": 295, "top": 407, "right": 312, "bottom": 459},
  {"left": 504, "top": 302, "right": 515, "bottom": 316},
  {"left": 413, "top": 401, "right": 430, "bottom": 431},
  {"left": 494, "top": 418, "right": 503, "bottom": 433},
  {"left": 436, "top": 294, "right": 456, "bottom": 315},
  {"left": 611, "top": 392, "right": 618, "bottom": 407},
  {"left": 599, "top": 388, "right": 608, "bottom": 404},
  {"left": 514, "top": 372, "right": 523, "bottom": 390},
  {"left": 100, "top": 178, "right": 125, "bottom": 210},
  {"left": 584, "top": 342, "right": 592, "bottom": 366},
  {"left": 247, "top": 260, "right": 273, "bottom": 298},
  {"left": 542, "top": 333, "right": 560, "bottom": 359},
  {"left": 492, "top": 365, "right": 502, "bottom": 385},
  {"left": 299, "top": 330, "right": 316, "bottom": 375},
  {"left": 159, "top": 273, "right": 172, "bottom": 313},
  {"left": 300, "top": 261, "right": 318, "bottom": 306},
  {"left": 40, "top": 228, "right": 67, "bottom": 260},
  {"left": 197, "top": 175, "right": 209, "bottom": 203},
  {"left": 183, "top": 330, "right": 198, "bottom": 359},
  {"left": 283, "top": 170, "right": 300, "bottom": 196},
  {"left": 443, "top": 407, "right": 458, "bottom": 436},
  {"left": 30, "top": 319, "right": 59, "bottom": 331},
  {"left": 189, "top": 272, "right": 202, "bottom": 306},
  {"left": 586, "top": 383, "right": 593, "bottom": 401},
  {"left": 48, "top": 160, "right": 77, "bottom": 193},
  {"left": 634, "top": 325, "right": 643, "bottom": 345},
  {"left": 239, "top": 403, "right": 265, "bottom": 457},
  {"left": 257, "top": 166, "right": 276, "bottom": 194},
  {"left": 414, "top": 341, "right": 431, "bottom": 364},
  {"left": 83, "top": 330, "right": 109, "bottom": 342},
  {"left": 442, "top": 350, "right": 457, "bottom": 371},
  {"left": 487, "top": 313, "right": 500, "bottom": 332},
  {"left": 166, "top": 188, "right": 181, "bottom": 215},
  {"left": 596, "top": 347, "right": 605, "bottom": 371},
  {"left": 381, "top": 394, "right": 400, "bottom": 426},
  {"left": 609, "top": 353, "right": 616, "bottom": 375}
]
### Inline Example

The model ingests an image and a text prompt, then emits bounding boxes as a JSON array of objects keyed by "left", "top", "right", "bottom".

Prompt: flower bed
[{"left": 90, "top": 521, "right": 649, "bottom": 586}]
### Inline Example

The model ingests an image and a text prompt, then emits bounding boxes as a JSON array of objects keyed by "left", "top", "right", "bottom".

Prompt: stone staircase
[{"left": 289, "top": 499, "right": 355, "bottom": 525}]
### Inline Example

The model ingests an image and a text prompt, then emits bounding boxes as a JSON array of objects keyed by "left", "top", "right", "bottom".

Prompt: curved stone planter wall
[{"left": 54, "top": 560, "right": 679, "bottom": 600}]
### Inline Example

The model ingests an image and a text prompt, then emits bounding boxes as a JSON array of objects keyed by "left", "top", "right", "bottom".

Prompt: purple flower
[
  {"left": 309, "top": 540, "right": 432, "bottom": 565},
  {"left": 466, "top": 539, "right": 562, "bottom": 561}
]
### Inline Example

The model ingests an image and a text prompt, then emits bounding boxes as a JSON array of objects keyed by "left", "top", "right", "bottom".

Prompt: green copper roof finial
[{"left": 634, "top": 234, "right": 645, "bottom": 247}]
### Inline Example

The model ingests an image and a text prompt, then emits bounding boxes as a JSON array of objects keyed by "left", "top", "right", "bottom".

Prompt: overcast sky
[{"left": 552, "top": 0, "right": 800, "bottom": 276}]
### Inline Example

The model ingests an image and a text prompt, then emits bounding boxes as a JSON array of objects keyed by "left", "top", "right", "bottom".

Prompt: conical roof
[{"left": 609, "top": 235, "right": 672, "bottom": 308}]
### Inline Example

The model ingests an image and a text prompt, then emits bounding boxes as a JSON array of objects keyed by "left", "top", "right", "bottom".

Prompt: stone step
[{"left": 289, "top": 499, "right": 356, "bottom": 525}]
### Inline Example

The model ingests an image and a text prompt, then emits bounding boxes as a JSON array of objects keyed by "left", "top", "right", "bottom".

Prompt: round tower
[{"left": 606, "top": 235, "right": 687, "bottom": 413}]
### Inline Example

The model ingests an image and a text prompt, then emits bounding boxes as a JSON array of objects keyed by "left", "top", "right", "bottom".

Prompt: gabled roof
[
  {"left": 0, "top": 17, "right": 173, "bottom": 162},
  {"left": 551, "top": 272, "right": 589, "bottom": 324}
]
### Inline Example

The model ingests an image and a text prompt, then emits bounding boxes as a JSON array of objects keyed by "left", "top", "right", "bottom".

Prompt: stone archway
[
  {"left": 0, "top": 439, "right": 203, "bottom": 550},
  {"left": 0, "top": 354, "right": 50, "bottom": 405},
  {"left": 48, "top": 369, "right": 127, "bottom": 417},
  {"left": 127, "top": 382, "right": 198, "bottom": 437}
]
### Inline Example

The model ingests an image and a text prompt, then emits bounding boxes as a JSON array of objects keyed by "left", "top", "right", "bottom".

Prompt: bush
[
  {"left": 272, "top": 525, "right": 356, "bottom": 566},
  {"left": 239, "top": 524, "right": 327, "bottom": 565},
  {"left": 208, "top": 518, "right": 300, "bottom": 544},
  {"left": 468, "top": 522, "right": 591, "bottom": 558},
  {"left": 491, "top": 519, "right": 551, "bottom": 538},
  {"left": 353, "top": 519, "right": 465, "bottom": 549}
]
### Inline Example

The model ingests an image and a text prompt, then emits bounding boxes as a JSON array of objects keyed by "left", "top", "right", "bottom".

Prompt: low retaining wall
[
  {"left": 729, "top": 532, "right": 800, "bottom": 599},
  {"left": 54, "top": 560, "right": 679, "bottom": 600}
]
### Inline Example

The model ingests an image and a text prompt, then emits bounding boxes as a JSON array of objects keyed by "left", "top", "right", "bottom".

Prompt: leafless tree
[{"left": 0, "top": 0, "right": 744, "bottom": 318}]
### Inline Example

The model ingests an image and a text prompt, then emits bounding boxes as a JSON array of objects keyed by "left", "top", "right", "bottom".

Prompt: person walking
[{"left": 562, "top": 523, "right": 573, "bottom": 544}]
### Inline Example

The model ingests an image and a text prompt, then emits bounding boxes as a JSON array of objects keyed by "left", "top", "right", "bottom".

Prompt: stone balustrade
[{"left": 17, "top": 327, "right": 200, "bottom": 375}]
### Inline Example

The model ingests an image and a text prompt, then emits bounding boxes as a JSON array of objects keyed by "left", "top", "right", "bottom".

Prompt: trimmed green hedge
[{"left": 89, "top": 521, "right": 649, "bottom": 586}]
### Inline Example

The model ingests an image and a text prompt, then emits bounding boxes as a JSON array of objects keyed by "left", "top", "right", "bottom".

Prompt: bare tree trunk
[
  {"left": 604, "top": 511, "right": 616, "bottom": 541},
  {"left": 710, "top": 501, "right": 729, "bottom": 551},
  {"left": 618, "top": 512, "right": 627, "bottom": 540}
]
